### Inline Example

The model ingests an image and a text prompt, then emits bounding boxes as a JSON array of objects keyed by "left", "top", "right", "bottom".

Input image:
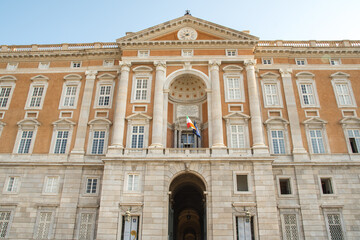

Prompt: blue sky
[{"left": 1, "top": 0, "right": 360, "bottom": 45}]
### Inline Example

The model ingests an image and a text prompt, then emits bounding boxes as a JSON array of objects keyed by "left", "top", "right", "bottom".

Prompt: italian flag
[{"left": 186, "top": 116, "right": 196, "bottom": 130}]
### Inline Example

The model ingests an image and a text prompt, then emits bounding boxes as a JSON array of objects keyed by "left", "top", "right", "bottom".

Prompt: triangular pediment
[
  {"left": 117, "top": 15, "right": 258, "bottom": 43},
  {"left": 303, "top": 117, "right": 327, "bottom": 125}
]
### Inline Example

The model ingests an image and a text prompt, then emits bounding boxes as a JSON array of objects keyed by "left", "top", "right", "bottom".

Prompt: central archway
[{"left": 168, "top": 173, "right": 207, "bottom": 240}]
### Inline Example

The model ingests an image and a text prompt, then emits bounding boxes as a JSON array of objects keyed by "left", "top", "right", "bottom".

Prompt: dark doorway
[{"left": 168, "top": 173, "right": 206, "bottom": 240}]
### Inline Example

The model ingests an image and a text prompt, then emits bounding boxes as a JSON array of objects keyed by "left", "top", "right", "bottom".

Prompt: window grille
[
  {"left": 0, "top": 211, "right": 11, "bottom": 238},
  {"left": 78, "top": 213, "right": 95, "bottom": 240},
  {"left": 326, "top": 214, "right": 344, "bottom": 240},
  {"left": 35, "top": 212, "right": 52, "bottom": 239},
  {"left": 283, "top": 214, "right": 299, "bottom": 240}
]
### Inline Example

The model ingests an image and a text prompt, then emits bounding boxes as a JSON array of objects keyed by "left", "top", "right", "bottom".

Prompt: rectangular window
[
  {"left": 91, "top": 131, "right": 105, "bottom": 154},
  {"left": 320, "top": 178, "right": 333, "bottom": 194},
  {"left": 127, "top": 174, "right": 139, "bottom": 191},
  {"left": 309, "top": 130, "right": 325, "bottom": 154},
  {"left": 78, "top": 212, "right": 95, "bottom": 240},
  {"left": 44, "top": 176, "right": 59, "bottom": 194},
  {"left": 300, "top": 84, "right": 315, "bottom": 105},
  {"left": 282, "top": 214, "right": 299, "bottom": 240},
  {"left": 236, "top": 175, "right": 248, "bottom": 192},
  {"left": 279, "top": 178, "right": 292, "bottom": 195},
  {"left": 6, "top": 177, "right": 19, "bottom": 192},
  {"left": 63, "top": 85, "right": 77, "bottom": 107},
  {"left": 226, "top": 49, "right": 237, "bottom": 56},
  {"left": 230, "top": 125, "right": 245, "bottom": 148},
  {"left": 271, "top": 130, "right": 286, "bottom": 154},
  {"left": 29, "top": 86, "right": 44, "bottom": 107},
  {"left": 326, "top": 213, "right": 344, "bottom": 240},
  {"left": 181, "top": 133, "right": 195, "bottom": 148},
  {"left": 0, "top": 211, "right": 12, "bottom": 238},
  {"left": 98, "top": 85, "right": 112, "bottom": 106},
  {"left": 122, "top": 216, "right": 139, "bottom": 240},
  {"left": 34, "top": 211, "right": 53, "bottom": 239},
  {"left": 86, "top": 178, "right": 98, "bottom": 194},
  {"left": 131, "top": 126, "right": 144, "bottom": 148},
  {"left": 138, "top": 50, "right": 149, "bottom": 57},
  {"left": 335, "top": 84, "right": 352, "bottom": 106},
  {"left": 38, "top": 62, "right": 50, "bottom": 69},
  {"left": 54, "top": 130, "right": 69, "bottom": 154},
  {"left": 236, "top": 216, "right": 253, "bottom": 240},
  {"left": 262, "top": 58, "right": 272, "bottom": 65},
  {"left": 295, "top": 59, "right": 306, "bottom": 65},
  {"left": 18, "top": 130, "right": 33, "bottom": 154},
  {"left": 227, "top": 77, "right": 241, "bottom": 100},
  {"left": 330, "top": 59, "right": 341, "bottom": 65},
  {"left": 134, "top": 78, "right": 148, "bottom": 101},
  {"left": 0, "top": 87, "right": 12, "bottom": 109},
  {"left": 348, "top": 129, "right": 360, "bottom": 153},
  {"left": 264, "top": 84, "right": 279, "bottom": 106},
  {"left": 182, "top": 49, "right": 193, "bottom": 57},
  {"left": 71, "top": 61, "right": 82, "bottom": 68}
]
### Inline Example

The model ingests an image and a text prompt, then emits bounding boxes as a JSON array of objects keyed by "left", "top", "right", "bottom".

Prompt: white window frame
[
  {"left": 340, "top": 117, "right": 360, "bottom": 154},
  {"left": 181, "top": 49, "right": 193, "bottom": 57},
  {"left": 223, "top": 112, "right": 250, "bottom": 154},
  {"left": 125, "top": 173, "right": 141, "bottom": 193},
  {"left": 3, "top": 176, "right": 21, "bottom": 194},
  {"left": 262, "top": 58, "right": 272, "bottom": 65},
  {"left": 94, "top": 74, "right": 116, "bottom": 109},
  {"left": 76, "top": 209, "right": 97, "bottom": 240},
  {"left": 265, "top": 117, "right": 290, "bottom": 155},
  {"left": 223, "top": 65, "right": 245, "bottom": 103},
  {"left": 42, "top": 176, "right": 60, "bottom": 195},
  {"left": 49, "top": 119, "right": 75, "bottom": 154},
  {"left": 276, "top": 175, "right": 294, "bottom": 198},
  {"left": 279, "top": 209, "right": 302, "bottom": 240},
  {"left": 33, "top": 207, "right": 56, "bottom": 239},
  {"left": 71, "top": 61, "right": 82, "bottom": 68},
  {"left": 131, "top": 66, "right": 153, "bottom": 103},
  {"left": 226, "top": 49, "right": 237, "bottom": 57},
  {"left": 261, "top": 72, "right": 283, "bottom": 108},
  {"left": 233, "top": 171, "right": 252, "bottom": 194},
  {"left": 0, "top": 207, "right": 15, "bottom": 239},
  {"left": 59, "top": 74, "right": 82, "bottom": 109},
  {"left": 322, "top": 208, "right": 346, "bottom": 240},
  {"left": 87, "top": 118, "right": 111, "bottom": 155},
  {"left": 318, "top": 176, "right": 336, "bottom": 196},
  {"left": 103, "top": 59, "right": 114, "bottom": 67},
  {"left": 138, "top": 50, "right": 150, "bottom": 57},
  {"left": 38, "top": 62, "right": 50, "bottom": 69},
  {"left": 126, "top": 113, "right": 152, "bottom": 148},
  {"left": 0, "top": 75, "right": 17, "bottom": 110},
  {"left": 303, "top": 118, "right": 330, "bottom": 154},
  {"left": 6, "top": 63, "right": 18, "bottom": 71},
  {"left": 83, "top": 176, "right": 100, "bottom": 196},
  {"left": 130, "top": 125, "right": 145, "bottom": 148},
  {"left": 25, "top": 75, "right": 49, "bottom": 110},
  {"left": 331, "top": 72, "right": 356, "bottom": 108},
  {"left": 295, "top": 58, "right": 307, "bottom": 66},
  {"left": 330, "top": 58, "right": 341, "bottom": 65},
  {"left": 296, "top": 72, "right": 320, "bottom": 108},
  {"left": 13, "top": 119, "right": 40, "bottom": 154}
]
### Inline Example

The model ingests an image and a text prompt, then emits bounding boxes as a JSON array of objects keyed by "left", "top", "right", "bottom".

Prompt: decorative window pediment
[
  {"left": 0, "top": 75, "right": 17, "bottom": 83},
  {"left": 131, "top": 66, "right": 153, "bottom": 103},
  {"left": 64, "top": 74, "right": 82, "bottom": 81},
  {"left": 261, "top": 72, "right": 283, "bottom": 108},
  {"left": 223, "top": 112, "right": 250, "bottom": 122},
  {"left": 264, "top": 117, "right": 289, "bottom": 126},
  {"left": 59, "top": 75, "right": 82, "bottom": 109},
  {"left": 223, "top": 67, "right": 245, "bottom": 102},
  {"left": 330, "top": 72, "right": 350, "bottom": 79},
  {"left": 223, "top": 112, "right": 250, "bottom": 152},
  {"left": 88, "top": 118, "right": 112, "bottom": 128},
  {"left": 340, "top": 116, "right": 360, "bottom": 126},
  {"left": 13, "top": 119, "right": 40, "bottom": 154},
  {"left": 260, "top": 72, "right": 280, "bottom": 79},
  {"left": 303, "top": 117, "right": 329, "bottom": 154},
  {"left": 330, "top": 72, "right": 356, "bottom": 108},
  {"left": 133, "top": 66, "right": 153, "bottom": 73},
  {"left": 223, "top": 65, "right": 243, "bottom": 74},
  {"left": 295, "top": 72, "right": 315, "bottom": 79},
  {"left": 265, "top": 117, "right": 290, "bottom": 155},
  {"left": 97, "top": 73, "right": 117, "bottom": 80},
  {"left": 30, "top": 75, "right": 49, "bottom": 82},
  {"left": 340, "top": 117, "right": 360, "bottom": 154},
  {"left": 126, "top": 113, "right": 152, "bottom": 148},
  {"left": 126, "top": 113, "right": 152, "bottom": 123},
  {"left": 303, "top": 117, "right": 327, "bottom": 127},
  {"left": 0, "top": 75, "right": 17, "bottom": 110},
  {"left": 17, "top": 118, "right": 41, "bottom": 130},
  {"left": 296, "top": 72, "right": 319, "bottom": 108},
  {"left": 87, "top": 118, "right": 112, "bottom": 155}
]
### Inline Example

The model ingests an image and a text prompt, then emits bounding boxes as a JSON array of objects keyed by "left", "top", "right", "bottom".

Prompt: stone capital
[
  {"left": 154, "top": 61, "right": 166, "bottom": 71},
  {"left": 279, "top": 68, "right": 293, "bottom": 78},
  {"left": 244, "top": 59, "right": 256, "bottom": 70},
  {"left": 119, "top": 61, "right": 131, "bottom": 72},
  {"left": 209, "top": 60, "right": 221, "bottom": 71},
  {"left": 85, "top": 70, "right": 98, "bottom": 80}
]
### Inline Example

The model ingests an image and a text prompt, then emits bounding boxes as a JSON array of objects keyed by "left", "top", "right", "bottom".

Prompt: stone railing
[
  {"left": 257, "top": 40, "right": 360, "bottom": 47},
  {"left": 0, "top": 42, "right": 119, "bottom": 52}
]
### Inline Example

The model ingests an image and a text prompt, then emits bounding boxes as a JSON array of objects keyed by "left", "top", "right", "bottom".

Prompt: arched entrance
[{"left": 168, "top": 173, "right": 207, "bottom": 240}]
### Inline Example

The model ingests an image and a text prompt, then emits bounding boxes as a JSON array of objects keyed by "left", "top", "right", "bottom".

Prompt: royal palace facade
[{"left": 0, "top": 15, "right": 359, "bottom": 240}]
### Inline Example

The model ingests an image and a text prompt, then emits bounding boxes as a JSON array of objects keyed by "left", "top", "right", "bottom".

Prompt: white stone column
[
  {"left": 244, "top": 60, "right": 268, "bottom": 155},
  {"left": 162, "top": 90, "right": 169, "bottom": 147},
  {"left": 209, "top": 60, "right": 225, "bottom": 148},
  {"left": 109, "top": 62, "right": 131, "bottom": 150},
  {"left": 280, "top": 68, "right": 308, "bottom": 161},
  {"left": 71, "top": 70, "right": 97, "bottom": 155},
  {"left": 150, "top": 61, "right": 166, "bottom": 148}
]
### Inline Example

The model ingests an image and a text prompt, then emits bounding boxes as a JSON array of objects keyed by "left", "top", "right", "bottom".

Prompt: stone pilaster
[
  {"left": 108, "top": 62, "right": 131, "bottom": 153},
  {"left": 253, "top": 161, "right": 281, "bottom": 240},
  {"left": 244, "top": 60, "right": 269, "bottom": 155},
  {"left": 71, "top": 70, "right": 97, "bottom": 156},
  {"left": 150, "top": 61, "right": 166, "bottom": 148},
  {"left": 54, "top": 166, "right": 82, "bottom": 239},
  {"left": 209, "top": 60, "right": 225, "bottom": 148},
  {"left": 96, "top": 162, "right": 123, "bottom": 240},
  {"left": 279, "top": 68, "right": 308, "bottom": 161}
]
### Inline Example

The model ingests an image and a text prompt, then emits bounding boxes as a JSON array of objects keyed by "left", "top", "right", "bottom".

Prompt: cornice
[
  {"left": 119, "top": 40, "right": 258, "bottom": 48},
  {"left": 255, "top": 47, "right": 360, "bottom": 56}
]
